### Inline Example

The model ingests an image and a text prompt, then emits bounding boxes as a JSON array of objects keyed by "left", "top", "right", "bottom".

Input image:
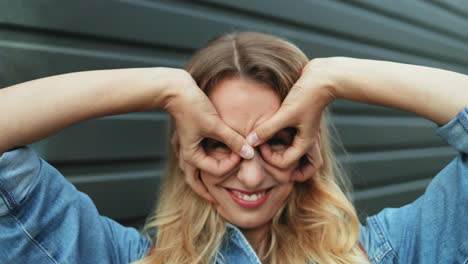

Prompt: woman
[
  {"left": 0, "top": 32, "right": 466, "bottom": 264},
  {"left": 141, "top": 33, "right": 365, "bottom": 264}
]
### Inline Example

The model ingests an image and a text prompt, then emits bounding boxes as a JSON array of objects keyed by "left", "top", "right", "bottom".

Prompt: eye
[
  {"left": 267, "top": 128, "right": 294, "bottom": 152},
  {"left": 202, "top": 138, "right": 231, "bottom": 155},
  {"left": 211, "top": 141, "right": 229, "bottom": 150},
  {"left": 267, "top": 137, "right": 290, "bottom": 152},
  {"left": 267, "top": 137, "right": 288, "bottom": 146}
]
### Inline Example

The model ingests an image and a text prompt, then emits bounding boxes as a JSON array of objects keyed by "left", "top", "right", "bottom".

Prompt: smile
[{"left": 225, "top": 187, "right": 273, "bottom": 209}]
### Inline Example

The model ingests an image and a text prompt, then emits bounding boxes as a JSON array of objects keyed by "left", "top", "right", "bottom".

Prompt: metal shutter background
[{"left": 1, "top": 0, "right": 465, "bottom": 225}]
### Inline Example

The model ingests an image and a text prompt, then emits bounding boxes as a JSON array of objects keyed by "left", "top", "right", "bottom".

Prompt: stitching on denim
[
  {"left": 0, "top": 180, "right": 17, "bottom": 210},
  {"left": 9, "top": 213, "right": 58, "bottom": 264},
  {"left": 229, "top": 228, "right": 261, "bottom": 264},
  {"left": 234, "top": 232, "right": 261, "bottom": 263},
  {"left": 369, "top": 216, "right": 397, "bottom": 263},
  {"left": 457, "top": 108, "right": 468, "bottom": 132}
]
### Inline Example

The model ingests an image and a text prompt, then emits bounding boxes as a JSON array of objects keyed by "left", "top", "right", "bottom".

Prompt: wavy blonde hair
[{"left": 134, "top": 32, "right": 369, "bottom": 264}]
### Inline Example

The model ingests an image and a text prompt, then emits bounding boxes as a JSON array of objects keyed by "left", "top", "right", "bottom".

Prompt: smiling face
[{"left": 200, "top": 77, "right": 298, "bottom": 238}]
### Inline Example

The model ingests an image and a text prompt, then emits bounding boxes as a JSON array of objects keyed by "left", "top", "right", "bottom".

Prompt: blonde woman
[{"left": 0, "top": 32, "right": 467, "bottom": 264}]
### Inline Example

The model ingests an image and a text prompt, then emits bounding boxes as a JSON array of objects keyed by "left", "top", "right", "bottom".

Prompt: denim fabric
[
  {"left": 359, "top": 107, "right": 468, "bottom": 264},
  {"left": 1, "top": 108, "right": 467, "bottom": 264},
  {"left": 0, "top": 148, "right": 150, "bottom": 263},
  {"left": 215, "top": 224, "right": 262, "bottom": 264}
]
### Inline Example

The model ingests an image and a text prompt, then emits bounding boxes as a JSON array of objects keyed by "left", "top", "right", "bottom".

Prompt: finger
[
  {"left": 183, "top": 162, "right": 216, "bottom": 203},
  {"left": 259, "top": 143, "right": 294, "bottom": 171},
  {"left": 259, "top": 144, "right": 272, "bottom": 163},
  {"left": 187, "top": 148, "right": 241, "bottom": 177},
  {"left": 211, "top": 123, "right": 254, "bottom": 160},
  {"left": 263, "top": 135, "right": 310, "bottom": 169},
  {"left": 292, "top": 139, "right": 323, "bottom": 182},
  {"left": 247, "top": 108, "right": 295, "bottom": 147},
  {"left": 171, "top": 132, "right": 180, "bottom": 158}
]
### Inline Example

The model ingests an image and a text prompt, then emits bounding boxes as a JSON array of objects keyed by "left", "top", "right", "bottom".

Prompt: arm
[
  {"left": 248, "top": 57, "right": 468, "bottom": 177},
  {"left": 0, "top": 67, "right": 252, "bottom": 201},
  {"left": 0, "top": 68, "right": 252, "bottom": 175},
  {"left": 0, "top": 68, "right": 177, "bottom": 155},
  {"left": 326, "top": 57, "right": 468, "bottom": 125}
]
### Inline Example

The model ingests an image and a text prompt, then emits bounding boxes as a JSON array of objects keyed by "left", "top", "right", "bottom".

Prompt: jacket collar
[{"left": 214, "top": 223, "right": 262, "bottom": 264}]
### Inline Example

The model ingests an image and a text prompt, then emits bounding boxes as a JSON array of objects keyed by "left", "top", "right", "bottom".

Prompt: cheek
[
  {"left": 275, "top": 184, "right": 294, "bottom": 204},
  {"left": 264, "top": 162, "right": 298, "bottom": 184},
  {"left": 199, "top": 171, "right": 228, "bottom": 191}
]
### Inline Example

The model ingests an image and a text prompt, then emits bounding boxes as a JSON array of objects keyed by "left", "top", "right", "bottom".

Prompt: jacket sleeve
[
  {"left": 0, "top": 147, "right": 150, "bottom": 264},
  {"left": 359, "top": 107, "right": 468, "bottom": 264}
]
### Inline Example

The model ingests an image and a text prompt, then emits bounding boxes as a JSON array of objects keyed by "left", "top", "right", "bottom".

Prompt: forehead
[{"left": 207, "top": 78, "right": 281, "bottom": 137}]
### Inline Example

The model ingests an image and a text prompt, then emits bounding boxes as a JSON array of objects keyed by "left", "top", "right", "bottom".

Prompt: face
[{"left": 200, "top": 77, "right": 298, "bottom": 234}]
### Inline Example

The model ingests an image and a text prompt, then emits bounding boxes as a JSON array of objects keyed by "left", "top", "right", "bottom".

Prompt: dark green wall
[{"left": 1, "top": 0, "right": 464, "bottom": 224}]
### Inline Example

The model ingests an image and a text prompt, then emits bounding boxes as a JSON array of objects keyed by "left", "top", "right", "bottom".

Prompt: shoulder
[
  {"left": 0, "top": 147, "right": 42, "bottom": 215},
  {"left": 359, "top": 107, "right": 468, "bottom": 263},
  {"left": 0, "top": 147, "right": 151, "bottom": 263}
]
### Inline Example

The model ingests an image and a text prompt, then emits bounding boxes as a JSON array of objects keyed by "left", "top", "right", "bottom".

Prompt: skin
[
  {"left": 249, "top": 57, "right": 468, "bottom": 173},
  {"left": 199, "top": 77, "right": 299, "bottom": 249},
  {"left": 0, "top": 67, "right": 254, "bottom": 172}
]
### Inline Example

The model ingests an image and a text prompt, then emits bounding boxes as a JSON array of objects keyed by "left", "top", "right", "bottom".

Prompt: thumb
[
  {"left": 212, "top": 123, "right": 254, "bottom": 160},
  {"left": 247, "top": 108, "right": 293, "bottom": 147}
]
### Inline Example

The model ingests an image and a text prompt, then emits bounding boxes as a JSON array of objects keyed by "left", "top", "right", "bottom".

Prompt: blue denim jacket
[{"left": 1, "top": 108, "right": 467, "bottom": 264}]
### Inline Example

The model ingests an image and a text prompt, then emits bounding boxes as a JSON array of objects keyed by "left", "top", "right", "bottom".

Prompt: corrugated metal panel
[{"left": 1, "top": 0, "right": 463, "bottom": 222}]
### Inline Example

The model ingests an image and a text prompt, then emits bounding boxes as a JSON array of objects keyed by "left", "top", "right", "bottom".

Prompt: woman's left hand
[{"left": 247, "top": 59, "right": 334, "bottom": 181}]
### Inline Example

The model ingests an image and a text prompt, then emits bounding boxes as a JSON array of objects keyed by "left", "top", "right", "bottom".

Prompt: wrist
[
  {"left": 307, "top": 58, "right": 341, "bottom": 108},
  {"left": 146, "top": 67, "right": 191, "bottom": 112},
  {"left": 156, "top": 68, "right": 197, "bottom": 118}
]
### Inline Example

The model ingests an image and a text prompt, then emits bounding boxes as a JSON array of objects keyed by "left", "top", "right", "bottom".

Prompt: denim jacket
[{"left": 1, "top": 107, "right": 467, "bottom": 264}]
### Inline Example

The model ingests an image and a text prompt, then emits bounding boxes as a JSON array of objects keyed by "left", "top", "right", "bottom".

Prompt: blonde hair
[{"left": 134, "top": 32, "right": 369, "bottom": 264}]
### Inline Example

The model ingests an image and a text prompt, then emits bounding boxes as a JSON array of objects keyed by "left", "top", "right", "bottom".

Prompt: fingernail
[
  {"left": 240, "top": 144, "right": 254, "bottom": 159},
  {"left": 246, "top": 132, "right": 259, "bottom": 146}
]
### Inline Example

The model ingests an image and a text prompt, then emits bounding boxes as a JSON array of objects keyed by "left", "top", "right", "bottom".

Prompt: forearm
[
  {"left": 0, "top": 67, "right": 178, "bottom": 154},
  {"left": 325, "top": 57, "right": 468, "bottom": 125}
]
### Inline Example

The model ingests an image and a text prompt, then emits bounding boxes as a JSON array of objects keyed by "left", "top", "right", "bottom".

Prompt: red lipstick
[{"left": 225, "top": 187, "right": 272, "bottom": 209}]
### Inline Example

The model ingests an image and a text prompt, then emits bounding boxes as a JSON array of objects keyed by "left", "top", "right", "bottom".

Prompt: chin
[{"left": 225, "top": 211, "right": 272, "bottom": 229}]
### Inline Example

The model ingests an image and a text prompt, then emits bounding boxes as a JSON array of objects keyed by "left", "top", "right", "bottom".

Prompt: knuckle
[
  {"left": 181, "top": 150, "right": 191, "bottom": 161},
  {"left": 211, "top": 169, "right": 224, "bottom": 177},
  {"left": 256, "top": 125, "right": 272, "bottom": 141},
  {"left": 225, "top": 134, "right": 241, "bottom": 151},
  {"left": 276, "top": 157, "right": 291, "bottom": 169},
  {"left": 205, "top": 116, "right": 221, "bottom": 133},
  {"left": 211, "top": 164, "right": 227, "bottom": 177}
]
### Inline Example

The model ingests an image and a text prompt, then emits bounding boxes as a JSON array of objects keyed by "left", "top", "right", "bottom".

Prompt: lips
[{"left": 225, "top": 187, "right": 273, "bottom": 209}]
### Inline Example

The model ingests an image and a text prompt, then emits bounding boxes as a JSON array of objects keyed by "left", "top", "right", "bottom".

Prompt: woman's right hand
[
  {"left": 163, "top": 69, "right": 254, "bottom": 202},
  {"left": 0, "top": 67, "right": 253, "bottom": 202}
]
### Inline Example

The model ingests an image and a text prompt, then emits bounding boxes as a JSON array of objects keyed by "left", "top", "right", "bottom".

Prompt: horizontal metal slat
[
  {"left": 330, "top": 100, "right": 414, "bottom": 116},
  {"left": 354, "top": 178, "right": 431, "bottom": 218},
  {"left": 68, "top": 170, "right": 162, "bottom": 220},
  {"left": 0, "top": 29, "right": 185, "bottom": 86},
  {"left": 431, "top": 0, "right": 468, "bottom": 18},
  {"left": 344, "top": 0, "right": 468, "bottom": 42},
  {"left": 31, "top": 113, "right": 170, "bottom": 162},
  {"left": 332, "top": 115, "right": 444, "bottom": 152},
  {"left": 201, "top": 0, "right": 468, "bottom": 65},
  {"left": 342, "top": 147, "right": 456, "bottom": 188},
  {"left": 1, "top": 0, "right": 467, "bottom": 75}
]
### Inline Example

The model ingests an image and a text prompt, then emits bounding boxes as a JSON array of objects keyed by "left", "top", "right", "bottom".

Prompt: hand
[
  {"left": 164, "top": 69, "right": 254, "bottom": 201},
  {"left": 246, "top": 59, "right": 335, "bottom": 181}
]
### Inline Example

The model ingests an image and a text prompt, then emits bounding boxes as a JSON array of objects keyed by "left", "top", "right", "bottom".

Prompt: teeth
[{"left": 232, "top": 190, "right": 266, "bottom": 201}]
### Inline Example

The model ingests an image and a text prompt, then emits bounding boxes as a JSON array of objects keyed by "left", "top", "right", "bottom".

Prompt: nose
[{"left": 237, "top": 149, "right": 266, "bottom": 188}]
